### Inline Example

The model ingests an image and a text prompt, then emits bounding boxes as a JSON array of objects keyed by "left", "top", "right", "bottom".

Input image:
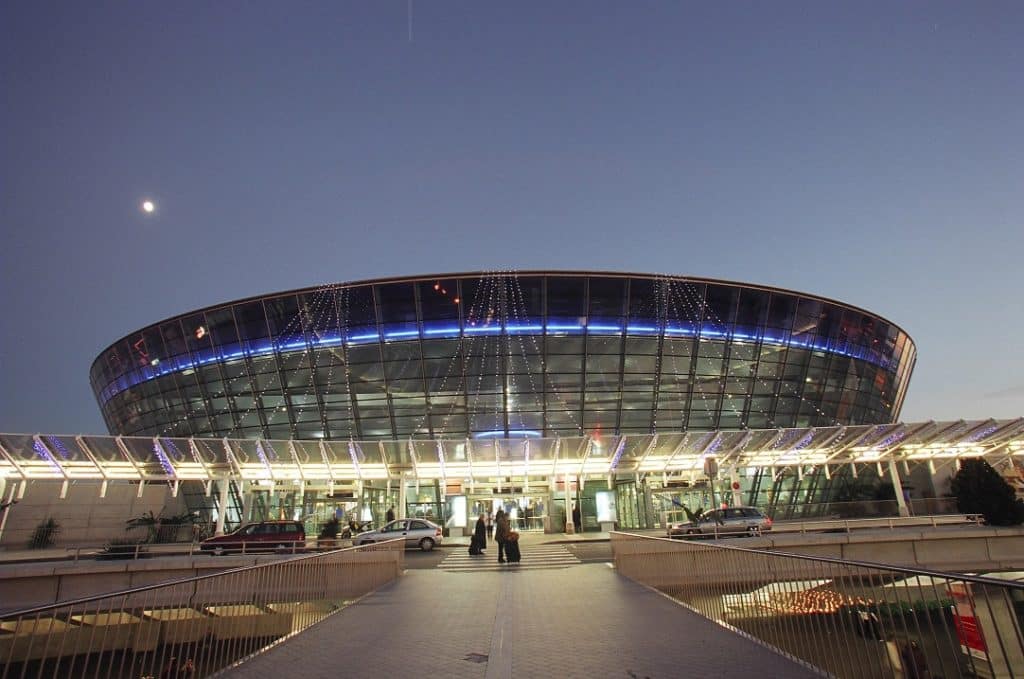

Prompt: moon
[{"left": 141, "top": 200, "right": 156, "bottom": 214}]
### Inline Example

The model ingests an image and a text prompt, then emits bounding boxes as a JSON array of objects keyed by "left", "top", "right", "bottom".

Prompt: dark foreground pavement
[{"left": 221, "top": 563, "right": 821, "bottom": 679}]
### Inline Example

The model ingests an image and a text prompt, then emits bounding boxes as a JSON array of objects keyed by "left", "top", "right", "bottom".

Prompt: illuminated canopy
[{"left": 2, "top": 419, "right": 1022, "bottom": 485}]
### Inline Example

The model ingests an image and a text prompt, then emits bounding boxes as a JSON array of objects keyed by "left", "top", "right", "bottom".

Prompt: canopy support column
[
  {"left": 398, "top": 473, "right": 407, "bottom": 520},
  {"left": 215, "top": 478, "right": 231, "bottom": 535},
  {"left": 564, "top": 474, "right": 575, "bottom": 534},
  {"left": 889, "top": 460, "right": 911, "bottom": 517}
]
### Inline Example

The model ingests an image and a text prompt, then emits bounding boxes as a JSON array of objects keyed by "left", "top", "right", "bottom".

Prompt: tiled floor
[{"left": 224, "top": 563, "right": 822, "bottom": 678}]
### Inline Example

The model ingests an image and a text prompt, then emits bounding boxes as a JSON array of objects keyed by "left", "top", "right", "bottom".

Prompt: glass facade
[{"left": 90, "top": 272, "right": 916, "bottom": 440}]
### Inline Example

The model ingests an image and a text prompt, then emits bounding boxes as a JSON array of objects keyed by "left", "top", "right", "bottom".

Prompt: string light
[{"left": 110, "top": 272, "right": 905, "bottom": 449}]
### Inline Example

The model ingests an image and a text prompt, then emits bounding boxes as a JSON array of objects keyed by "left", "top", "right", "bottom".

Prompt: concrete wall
[
  {"left": 763, "top": 526, "right": 1024, "bottom": 572},
  {"left": 0, "top": 479, "right": 188, "bottom": 548},
  {"left": 0, "top": 548, "right": 405, "bottom": 613}
]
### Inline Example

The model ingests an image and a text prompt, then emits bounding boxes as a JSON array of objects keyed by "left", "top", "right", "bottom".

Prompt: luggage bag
[{"left": 505, "top": 539, "right": 521, "bottom": 563}]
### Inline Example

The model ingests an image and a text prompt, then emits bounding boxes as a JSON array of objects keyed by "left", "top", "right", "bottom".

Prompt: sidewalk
[{"left": 223, "top": 563, "right": 821, "bottom": 678}]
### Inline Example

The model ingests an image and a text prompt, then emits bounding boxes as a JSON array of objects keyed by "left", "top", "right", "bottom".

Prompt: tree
[{"left": 950, "top": 459, "right": 1024, "bottom": 526}]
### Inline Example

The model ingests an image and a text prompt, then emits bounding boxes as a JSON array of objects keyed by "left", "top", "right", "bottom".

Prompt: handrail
[
  {"left": 661, "top": 511, "right": 983, "bottom": 536},
  {"left": 611, "top": 531, "right": 1024, "bottom": 678},
  {"left": 2, "top": 538, "right": 403, "bottom": 620},
  {"left": 613, "top": 531, "right": 1024, "bottom": 589}
]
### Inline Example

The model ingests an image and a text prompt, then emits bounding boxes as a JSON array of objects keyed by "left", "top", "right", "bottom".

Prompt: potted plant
[
  {"left": 28, "top": 517, "right": 60, "bottom": 549},
  {"left": 318, "top": 516, "right": 341, "bottom": 549}
]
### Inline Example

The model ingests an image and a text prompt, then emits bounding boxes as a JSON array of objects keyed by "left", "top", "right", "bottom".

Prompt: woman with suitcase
[{"left": 494, "top": 509, "right": 510, "bottom": 563}]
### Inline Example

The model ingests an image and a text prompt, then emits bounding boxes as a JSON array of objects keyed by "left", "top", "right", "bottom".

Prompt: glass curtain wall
[{"left": 93, "top": 273, "right": 916, "bottom": 442}]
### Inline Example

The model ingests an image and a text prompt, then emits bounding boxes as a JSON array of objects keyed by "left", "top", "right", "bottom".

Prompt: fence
[
  {"left": 657, "top": 498, "right": 964, "bottom": 529},
  {"left": 611, "top": 532, "right": 1024, "bottom": 678},
  {"left": 0, "top": 539, "right": 404, "bottom": 678}
]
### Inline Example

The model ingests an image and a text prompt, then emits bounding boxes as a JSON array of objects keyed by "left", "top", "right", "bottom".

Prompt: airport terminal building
[{"left": 46, "top": 271, "right": 930, "bottom": 536}]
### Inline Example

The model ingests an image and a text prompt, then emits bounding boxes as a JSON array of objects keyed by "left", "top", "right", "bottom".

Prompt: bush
[
  {"left": 951, "top": 458, "right": 1024, "bottom": 526},
  {"left": 127, "top": 509, "right": 201, "bottom": 543},
  {"left": 28, "top": 518, "right": 60, "bottom": 549}
]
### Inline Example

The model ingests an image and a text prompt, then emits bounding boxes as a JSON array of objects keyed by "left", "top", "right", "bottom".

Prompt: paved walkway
[
  {"left": 438, "top": 542, "right": 581, "bottom": 572},
  {"left": 223, "top": 563, "right": 820, "bottom": 679}
]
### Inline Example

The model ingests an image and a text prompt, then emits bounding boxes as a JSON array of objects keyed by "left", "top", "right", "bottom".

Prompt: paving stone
[{"left": 223, "top": 564, "right": 822, "bottom": 678}]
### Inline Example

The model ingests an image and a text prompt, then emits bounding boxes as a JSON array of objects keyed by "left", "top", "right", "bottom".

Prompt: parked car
[
  {"left": 200, "top": 520, "right": 306, "bottom": 555},
  {"left": 354, "top": 518, "right": 442, "bottom": 551},
  {"left": 668, "top": 507, "right": 773, "bottom": 538}
]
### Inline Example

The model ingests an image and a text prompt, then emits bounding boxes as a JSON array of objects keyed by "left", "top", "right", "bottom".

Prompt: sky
[{"left": 2, "top": 2, "right": 1022, "bottom": 435}]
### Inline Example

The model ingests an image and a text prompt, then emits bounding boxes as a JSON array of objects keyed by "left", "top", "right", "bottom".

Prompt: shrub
[
  {"left": 951, "top": 458, "right": 1024, "bottom": 526},
  {"left": 28, "top": 518, "right": 60, "bottom": 549}
]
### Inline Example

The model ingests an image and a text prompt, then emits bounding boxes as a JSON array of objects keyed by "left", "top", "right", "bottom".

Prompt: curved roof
[{"left": 93, "top": 270, "right": 914, "bottom": 362}]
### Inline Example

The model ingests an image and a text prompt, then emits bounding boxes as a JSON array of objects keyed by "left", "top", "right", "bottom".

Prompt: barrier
[
  {"left": 0, "top": 539, "right": 404, "bottom": 678},
  {"left": 611, "top": 531, "right": 1024, "bottom": 678}
]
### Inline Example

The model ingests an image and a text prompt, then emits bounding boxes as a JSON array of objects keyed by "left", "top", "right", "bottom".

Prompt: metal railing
[
  {"left": 0, "top": 539, "right": 404, "bottom": 678},
  {"left": 657, "top": 498, "right": 966, "bottom": 528},
  {"left": 50, "top": 539, "right": 327, "bottom": 563},
  {"left": 611, "top": 532, "right": 1024, "bottom": 678},
  {"left": 658, "top": 511, "right": 982, "bottom": 538}
]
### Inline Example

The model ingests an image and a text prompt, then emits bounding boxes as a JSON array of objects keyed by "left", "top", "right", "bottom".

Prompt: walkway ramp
[
  {"left": 438, "top": 543, "right": 581, "bottom": 572},
  {"left": 223, "top": 564, "right": 819, "bottom": 679}
]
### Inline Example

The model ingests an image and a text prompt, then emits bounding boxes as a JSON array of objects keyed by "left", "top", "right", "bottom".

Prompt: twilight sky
[{"left": 2, "top": 2, "right": 1022, "bottom": 435}]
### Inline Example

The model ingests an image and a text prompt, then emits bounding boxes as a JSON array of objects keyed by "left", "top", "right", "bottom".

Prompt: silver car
[
  {"left": 669, "top": 507, "right": 773, "bottom": 538},
  {"left": 354, "top": 518, "right": 443, "bottom": 551}
]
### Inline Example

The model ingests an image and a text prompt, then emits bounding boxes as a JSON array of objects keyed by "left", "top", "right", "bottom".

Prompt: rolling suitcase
[{"left": 505, "top": 538, "right": 521, "bottom": 563}]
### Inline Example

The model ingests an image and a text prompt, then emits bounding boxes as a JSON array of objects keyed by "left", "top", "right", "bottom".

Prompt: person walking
[
  {"left": 386, "top": 506, "right": 396, "bottom": 523},
  {"left": 471, "top": 513, "right": 487, "bottom": 555},
  {"left": 494, "top": 509, "right": 510, "bottom": 564}
]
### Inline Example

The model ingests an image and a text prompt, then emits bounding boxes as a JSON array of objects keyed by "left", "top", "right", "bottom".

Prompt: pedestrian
[
  {"left": 900, "top": 640, "right": 931, "bottom": 679},
  {"left": 572, "top": 503, "right": 581, "bottom": 532},
  {"left": 494, "top": 509, "right": 510, "bottom": 563},
  {"left": 486, "top": 511, "right": 493, "bottom": 539},
  {"left": 386, "top": 506, "right": 395, "bottom": 523},
  {"left": 470, "top": 513, "right": 487, "bottom": 555}
]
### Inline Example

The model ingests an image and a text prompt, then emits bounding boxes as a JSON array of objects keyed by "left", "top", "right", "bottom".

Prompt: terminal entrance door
[{"left": 468, "top": 492, "right": 549, "bottom": 532}]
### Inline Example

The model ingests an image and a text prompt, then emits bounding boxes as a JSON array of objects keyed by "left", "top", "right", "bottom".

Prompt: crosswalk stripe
[{"left": 438, "top": 544, "right": 581, "bottom": 572}]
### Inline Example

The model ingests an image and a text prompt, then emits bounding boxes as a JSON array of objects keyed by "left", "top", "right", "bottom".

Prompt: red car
[{"left": 200, "top": 520, "right": 306, "bottom": 555}]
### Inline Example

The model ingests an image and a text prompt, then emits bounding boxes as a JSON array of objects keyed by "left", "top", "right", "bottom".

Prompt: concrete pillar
[
  {"left": 354, "top": 479, "right": 363, "bottom": 524},
  {"left": 238, "top": 480, "right": 249, "bottom": 522},
  {"left": 564, "top": 474, "right": 575, "bottom": 534},
  {"left": 889, "top": 461, "right": 911, "bottom": 517},
  {"left": 295, "top": 481, "right": 305, "bottom": 521},
  {"left": 215, "top": 478, "right": 231, "bottom": 535},
  {"left": 398, "top": 475, "right": 407, "bottom": 520}
]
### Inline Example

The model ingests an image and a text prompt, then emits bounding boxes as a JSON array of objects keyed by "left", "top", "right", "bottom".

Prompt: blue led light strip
[{"left": 99, "top": 319, "right": 895, "bottom": 405}]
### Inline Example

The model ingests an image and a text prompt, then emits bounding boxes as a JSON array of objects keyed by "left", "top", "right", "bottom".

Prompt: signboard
[{"left": 948, "top": 583, "right": 987, "bottom": 661}]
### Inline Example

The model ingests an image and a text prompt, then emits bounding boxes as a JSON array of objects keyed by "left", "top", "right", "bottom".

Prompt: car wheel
[
  {"left": 746, "top": 526, "right": 760, "bottom": 537},
  {"left": 419, "top": 537, "right": 435, "bottom": 552},
  {"left": 686, "top": 528, "right": 700, "bottom": 535},
  {"left": 213, "top": 546, "right": 225, "bottom": 557},
  {"left": 359, "top": 540, "right": 374, "bottom": 546}
]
